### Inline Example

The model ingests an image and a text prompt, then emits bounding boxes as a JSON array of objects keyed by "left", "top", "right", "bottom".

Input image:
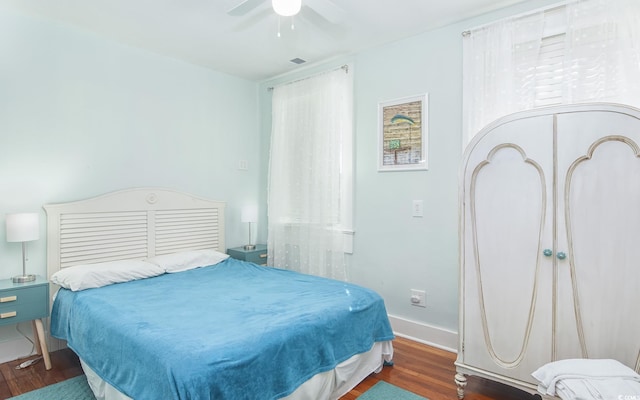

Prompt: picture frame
[{"left": 378, "top": 93, "right": 428, "bottom": 171}]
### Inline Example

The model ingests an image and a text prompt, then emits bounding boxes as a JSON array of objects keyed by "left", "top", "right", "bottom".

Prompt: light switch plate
[{"left": 412, "top": 200, "right": 423, "bottom": 217}]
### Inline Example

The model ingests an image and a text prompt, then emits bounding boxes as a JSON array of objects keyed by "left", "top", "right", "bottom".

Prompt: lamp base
[
  {"left": 243, "top": 244, "right": 256, "bottom": 250},
  {"left": 13, "top": 274, "right": 36, "bottom": 283}
]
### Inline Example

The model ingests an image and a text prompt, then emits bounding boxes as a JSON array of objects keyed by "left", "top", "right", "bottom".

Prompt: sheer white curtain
[
  {"left": 462, "top": 11, "right": 545, "bottom": 146},
  {"left": 563, "top": 0, "right": 640, "bottom": 105},
  {"left": 268, "top": 67, "right": 353, "bottom": 280},
  {"left": 463, "top": 0, "right": 640, "bottom": 146}
]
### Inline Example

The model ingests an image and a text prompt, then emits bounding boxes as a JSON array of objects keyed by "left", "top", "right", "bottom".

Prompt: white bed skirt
[{"left": 81, "top": 340, "right": 394, "bottom": 400}]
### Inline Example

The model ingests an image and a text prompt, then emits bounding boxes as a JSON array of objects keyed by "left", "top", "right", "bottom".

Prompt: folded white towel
[
  {"left": 532, "top": 359, "right": 640, "bottom": 399},
  {"left": 555, "top": 377, "right": 640, "bottom": 400}
]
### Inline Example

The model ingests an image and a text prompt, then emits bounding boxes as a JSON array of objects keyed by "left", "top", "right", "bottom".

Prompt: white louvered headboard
[{"left": 44, "top": 187, "right": 226, "bottom": 278}]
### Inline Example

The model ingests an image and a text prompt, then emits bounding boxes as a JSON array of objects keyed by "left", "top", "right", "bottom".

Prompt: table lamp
[
  {"left": 6, "top": 212, "right": 39, "bottom": 283},
  {"left": 241, "top": 205, "right": 258, "bottom": 250}
]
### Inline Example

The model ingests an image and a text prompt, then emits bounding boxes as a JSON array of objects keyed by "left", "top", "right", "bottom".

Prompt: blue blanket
[{"left": 51, "top": 259, "right": 394, "bottom": 400}]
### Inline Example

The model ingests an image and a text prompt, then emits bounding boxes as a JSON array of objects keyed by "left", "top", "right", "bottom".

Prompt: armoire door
[
  {"left": 554, "top": 109, "right": 640, "bottom": 370},
  {"left": 459, "top": 114, "right": 555, "bottom": 384}
]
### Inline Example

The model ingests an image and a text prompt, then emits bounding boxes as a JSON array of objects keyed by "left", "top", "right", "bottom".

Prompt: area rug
[
  {"left": 8, "top": 375, "right": 425, "bottom": 400},
  {"left": 8, "top": 375, "right": 95, "bottom": 400},
  {"left": 358, "top": 381, "right": 428, "bottom": 400}
]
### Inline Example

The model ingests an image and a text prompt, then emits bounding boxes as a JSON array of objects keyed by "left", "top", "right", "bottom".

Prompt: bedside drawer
[
  {"left": 0, "top": 285, "right": 48, "bottom": 326},
  {"left": 227, "top": 244, "right": 268, "bottom": 265},
  {"left": 245, "top": 251, "right": 268, "bottom": 265}
]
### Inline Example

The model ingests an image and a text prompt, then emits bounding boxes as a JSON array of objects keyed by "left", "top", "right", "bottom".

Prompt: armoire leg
[{"left": 455, "top": 373, "right": 467, "bottom": 399}]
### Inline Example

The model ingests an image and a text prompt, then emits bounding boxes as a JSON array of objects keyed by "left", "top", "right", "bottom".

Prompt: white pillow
[
  {"left": 146, "top": 249, "right": 229, "bottom": 273},
  {"left": 51, "top": 260, "right": 165, "bottom": 291}
]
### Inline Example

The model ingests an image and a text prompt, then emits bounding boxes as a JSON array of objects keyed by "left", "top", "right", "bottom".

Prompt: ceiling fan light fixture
[{"left": 272, "top": 0, "right": 301, "bottom": 17}]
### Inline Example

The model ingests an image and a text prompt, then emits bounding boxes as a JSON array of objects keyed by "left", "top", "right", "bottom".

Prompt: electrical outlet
[
  {"left": 410, "top": 289, "right": 426, "bottom": 307},
  {"left": 238, "top": 160, "right": 249, "bottom": 170}
]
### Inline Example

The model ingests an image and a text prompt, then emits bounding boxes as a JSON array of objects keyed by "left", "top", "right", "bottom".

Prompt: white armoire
[{"left": 455, "top": 103, "right": 640, "bottom": 398}]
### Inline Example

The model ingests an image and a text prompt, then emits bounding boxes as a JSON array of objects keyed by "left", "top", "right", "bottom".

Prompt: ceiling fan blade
[
  {"left": 227, "top": 0, "right": 267, "bottom": 16},
  {"left": 299, "top": 6, "right": 347, "bottom": 39},
  {"left": 231, "top": 8, "right": 273, "bottom": 32},
  {"left": 304, "top": 0, "right": 346, "bottom": 24}
]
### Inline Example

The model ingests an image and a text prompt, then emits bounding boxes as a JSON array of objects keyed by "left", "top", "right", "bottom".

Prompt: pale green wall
[
  {"left": 0, "top": 8, "right": 261, "bottom": 281},
  {"left": 0, "top": 0, "right": 561, "bottom": 351},
  {"left": 259, "top": 0, "right": 560, "bottom": 334}
]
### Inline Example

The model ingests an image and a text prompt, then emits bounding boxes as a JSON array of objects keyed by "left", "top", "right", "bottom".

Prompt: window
[
  {"left": 267, "top": 65, "right": 353, "bottom": 280},
  {"left": 463, "top": 0, "right": 640, "bottom": 146}
]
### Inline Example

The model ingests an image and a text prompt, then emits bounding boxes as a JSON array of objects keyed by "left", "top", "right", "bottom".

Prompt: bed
[{"left": 44, "top": 188, "right": 394, "bottom": 400}]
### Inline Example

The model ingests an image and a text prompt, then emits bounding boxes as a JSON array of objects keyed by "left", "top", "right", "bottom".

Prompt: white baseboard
[
  {"left": 0, "top": 324, "right": 37, "bottom": 363},
  {"left": 388, "top": 314, "right": 458, "bottom": 353}
]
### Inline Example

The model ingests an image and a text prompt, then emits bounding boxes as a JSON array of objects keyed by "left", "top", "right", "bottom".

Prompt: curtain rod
[
  {"left": 461, "top": 0, "right": 569, "bottom": 36},
  {"left": 267, "top": 64, "right": 349, "bottom": 91}
]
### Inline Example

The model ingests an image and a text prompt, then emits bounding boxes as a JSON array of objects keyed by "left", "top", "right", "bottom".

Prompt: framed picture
[{"left": 378, "top": 93, "right": 428, "bottom": 171}]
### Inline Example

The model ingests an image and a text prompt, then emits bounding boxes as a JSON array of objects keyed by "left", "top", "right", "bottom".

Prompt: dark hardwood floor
[
  {"left": 0, "top": 336, "right": 539, "bottom": 399},
  {"left": 344, "top": 336, "right": 540, "bottom": 400},
  {"left": 0, "top": 348, "right": 83, "bottom": 399}
]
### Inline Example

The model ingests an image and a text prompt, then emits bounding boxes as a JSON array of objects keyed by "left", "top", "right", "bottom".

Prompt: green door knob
[{"left": 557, "top": 251, "right": 566, "bottom": 260}]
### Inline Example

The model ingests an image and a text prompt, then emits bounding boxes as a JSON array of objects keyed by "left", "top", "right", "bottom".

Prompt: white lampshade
[
  {"left": 272, "top": 0, "right": 301, "bottom": 16},
  {"left": 241, "top": 205, "right": 258, "bottom": 223},
  {"left": 6, "top": 213, "right": 40, "bottom": 243}
]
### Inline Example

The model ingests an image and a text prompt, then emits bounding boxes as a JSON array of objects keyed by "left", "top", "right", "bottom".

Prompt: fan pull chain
[{"left": 276, "top": 16, "right": 296, "bottom": 38}]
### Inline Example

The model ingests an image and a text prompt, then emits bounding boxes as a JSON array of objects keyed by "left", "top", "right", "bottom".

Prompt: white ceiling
[{"left": 2, "top": 0, "right": 527, "bottom": 81}]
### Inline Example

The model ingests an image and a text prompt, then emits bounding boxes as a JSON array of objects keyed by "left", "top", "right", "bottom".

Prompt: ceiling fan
[{"left": 227, "top": 0, "right": 347, "bottom": 34}]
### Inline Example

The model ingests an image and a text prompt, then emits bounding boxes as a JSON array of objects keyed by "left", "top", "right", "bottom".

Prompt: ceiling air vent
[{"left": 290, "top": 58, "right": 306, "bottom": 65}]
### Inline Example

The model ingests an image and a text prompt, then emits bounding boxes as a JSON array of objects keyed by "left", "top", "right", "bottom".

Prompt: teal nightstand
[
  {"left": 227, "top": 244, "right": 268, "bottom": 265},
  {"left": 0, "top": 276, "right": 51, "bottom": 370}
]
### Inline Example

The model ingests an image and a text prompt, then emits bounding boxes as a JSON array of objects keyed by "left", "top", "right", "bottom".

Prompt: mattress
[
  {"left": 81, "top": 341, "right": 393, "bottom": 400},
  {"left": 51, "top": 259, "right": 395, "bottom": 399}
]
